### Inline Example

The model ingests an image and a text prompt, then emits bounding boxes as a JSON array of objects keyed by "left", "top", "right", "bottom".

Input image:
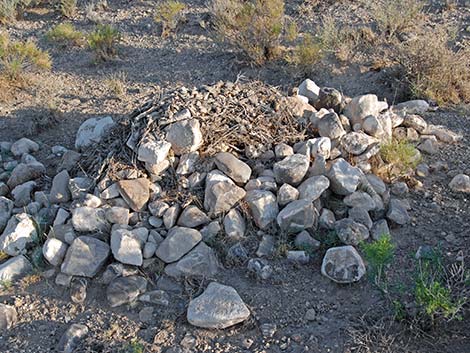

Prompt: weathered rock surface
[
  {"left": 61, "top": 236, "right": 110, "bottom": 277},
  {"left": 75, "top": 116, "right": 115, "bottom": 151},
  {"left": 335, "top": 218, "right": 369, "bottom": 246},
  {"left": 0, "top": 196, "right": 13, "bottom": 233},
  {"left": 177, "top": 206, "right": 210, "bottom": 228},
  {"left": 297, "top": 176, "right": 330, "bottom": 201},
  {"left": 117, "top": 178, "right": 150, "bottom": 212},
  {"left": 57, "top": 324, "right": 89, "bottom": 353},
  {"left": 204, "top": 171, "right": 246, "bottom": 216},
  {"left": 43, "top": 238, "right": 68, "bottom": 266},
  {"left": 187, "top": 282, "right": 250, "bottom": 329},
  {"left": 164, "top": 242, "right": 219, "bottom": 278},
  {"left": 0, "top": 213, "right": 37, "bottom": 256},
  {"left": 245, "top": 190, "right": 279, "bottom": 229},
  {"left": 214, "top": 152, "right": 252, "bottom": 184},
  {"left": 0, "top": 255, "right": 32, "bottom": 281},
  {"left": 110, "top": 229, "right": 143, "bottom": 266},
  {"left": 107, "top": 275, "right": 147, "bottom": 307},
  {"left": 0, "top": 303, "right": 17, "bottom": 330},
  {"left": 273, "top": 154, "right": 309, "bottom": 185},
  {"left": 166, "top": 119, "right": 203, "bottom": 155},
  {"left": 10, "top": 138, "right": 39, "bottom": 157},
  {"left": 277, "top": 200, "right": 317, "bottom": 234},
  {"left": 7, "top": 162, "right": 45, "bottom": 189},
  {"left": 321, "top": 245, "right": 366, "bottom": 283},
  {"left": 327, "top": 158, "right": 362, "bottom": 195},
  {"left": 155, "top": 227, "right": 202, "bottom": 263},
  {"left": 223, "top": 209, "right": 246, "bottom": 239},
  {"left": 72, "top": 207, "right": 108, "bottom": 233},
  {"left": 449, "top": 174, "right": 470, "bottom": 193}
]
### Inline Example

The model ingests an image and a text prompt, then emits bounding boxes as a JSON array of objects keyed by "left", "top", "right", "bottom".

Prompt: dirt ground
[{"left": 0, "top": 0, "right": 470, "bottom": 352}]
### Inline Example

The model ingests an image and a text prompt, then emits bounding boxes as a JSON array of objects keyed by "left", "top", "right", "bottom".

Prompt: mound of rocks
[{"left": 0, "top": 79, "right": 463, "bottom": 330}]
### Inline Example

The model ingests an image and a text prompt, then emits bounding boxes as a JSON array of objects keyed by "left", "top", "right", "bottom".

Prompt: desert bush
[
  {"left": 0, "top": 33, "right": 51, "bottom": 81},
  {"left": 46, "top": 23, "right": 84, "bottom": 46},
  {"left": 397, "top": 28, "right": 470, "bottom": 105},
  {"left": 380, "top": 138, "right": 421, "bottom": 179},
  {"left": 0, "top": 0, "right": 17, "bottom": 24},
  {"left": 365, "top": 0, "right": 424, "bottom": 38},
  {"left": 88, "top": 24, "right": 120, "bottom": 61},
  {"left": 59, "top": 0, "right": 77, "bottom": 18},
  {"left": 211, "top": 0, "right": 285, "bottom": 65},
  {"left": 154, "top": 0, "right": 185, "bottom": 37},
  {"left": 361, "top": 235, "right": 395, "bottom": 288},
  {"left": 287, "top": 34, "right": 322, "bottom": 73},
  {"left": 105, "top": 71, "right": 126, "bottom": 97}
]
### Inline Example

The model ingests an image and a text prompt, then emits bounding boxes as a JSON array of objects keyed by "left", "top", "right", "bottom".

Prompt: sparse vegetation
[
  {"left": 0, "top": 0, "right": 17, "bottom": 24},
  {"left": 59, "top": 0, "right": 77, "bottom": 18},
  {"left": 397, "top": 27, "right": 470, "bottom": 105},
  {"left": 0, "top": 33, "right": 51, "bottom": 81},
  {"left": 287, "top": 34, "right": 322, "bottom": 73},
  {"left": 46, "top": 23, "right": 84, "bottom": 47},
  {"left": 380, "top": 138, "right": 421, "bottom": 179},
  {"left": 125, "top": 339, "right": 144, "bottom": 353},
  {"left": 365, "top": 0, "right": 424, "bottom": 38},
  {"left": 154, "top": 0, "right": 186, "bottom": 37},
  {"left": 87, "top": 24, "right": 120, "bottom": 61},
  {"left": 211, "top": 0, "right": 285, "bottom": 65},
  {"left": 105, "top": 71, "right": 127, "bottom": 97},
  {"left": 361, "top": 235, "right": 395, "bottom": 289}
]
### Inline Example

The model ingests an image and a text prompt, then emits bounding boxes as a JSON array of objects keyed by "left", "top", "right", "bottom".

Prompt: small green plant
[
  {"left": 154, "top": 0, "right": 186, "bottom": 37},
  {"left": 380, "top": 138, "right": 421, "bottom": 179},
  {"left": 125, "top": 339, "right": 144, "bottom": 353},
  {"left": 87, "top": 24, "right": 120, "bottom": 61},
  {"left": 46, "top": 23, "right": 84, "bottom": 47},
  {"left": 285, "top": 20, "right": 298, "bottom": 42},
  {"left": 0, "top": 33, "right": 52, "bottom": 81},
  {"left": 287, "top": 34, "right": 322, "bottom": 73},
  {"left": 59, "top": 0, "right": 77, "bottom": 18},
  {"left": 211, "top": 0, "right": 285, "bottom": 65},
  {"left": 361, "top": 234, "right": 395, "bottom": 288},
  {"left": 0, "top": 279, "right": 13, "bottom": 290},
  {"left": 105, "top": 71, "right": 126, "bottom": 97},
  {"left": 365, "top": 0, "right": 424, "bottom": 38}
]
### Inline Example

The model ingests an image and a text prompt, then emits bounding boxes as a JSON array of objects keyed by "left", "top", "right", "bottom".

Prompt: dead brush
[
  {"left": 210, "top": 0, "right": 285, "bottom": 65},
  {"left": 396, "top": 27, "right": 470, "bottom": 105},
  {"left": 104, "top": 71, "right": 127, "bottom": 97}
]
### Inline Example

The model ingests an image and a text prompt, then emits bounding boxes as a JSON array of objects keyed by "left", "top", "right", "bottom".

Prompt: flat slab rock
[
  {"left": 187, "top": 282, "right": 250, "bottom": 329},
  {"left": 117, "top": 178, "right": 150, "bottom": 212},
  {"left": 321, "top": 245, "right": 366, "bottom": 283},
  {"left": 106, "top": 275, "right": 147, "bottom": 307},
  {"left": 155, "top": 226, "right": 202, "bottom": 263},
  {"left": 61, "top": 236, "right": 110, "bottom": 277}
]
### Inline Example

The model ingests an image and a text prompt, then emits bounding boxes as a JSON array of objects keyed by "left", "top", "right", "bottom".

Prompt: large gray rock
[
  {"left": 105, "top": 207, "right": 129, "bottom": 225},
  {"left": 214, "top": 152, "right": 252, "bottom": 184},
  {"left": 386, "top": 199, "right": 410, "bottom": 225},
  {"left": 335, "top": 218, "right": 369, "bottom": 246},
  {"left": 61, "top": 236, "right": 110, "bottom": 277},
  {"left": 10, "top": 138, "right": 39, "bottom": 157},
  {"left": 402, "top": 114, "right": 427, "bottom": 134},
  {"left": 57, "top": 324, "right": 89, "bottom": 353},
  {"left": 166, "top": 119, "right": 203, "bottom": 155},
  {"left": 343, "top": 94, "right": 388, "bottom": 126},
  {"left": 117, "top": 178, "right": 150, "bottom": 212},
  {"left": 75, "top": 116, "right": 115, "bottom": 151},
  {"left": 277, "top": 200, "right": 317, "bottom": 234},
  {"left": 204, "top": 171, "right": 246, "bottom": 216},
  {"left": 110, "top": 229, "right": 143, "bottom": 266},
  {"left": 11, "top": 181, "right": 36, "bottom": 207},
  {"left": 0, "top": 255, "right": 32, "bottom": 281},
  {"left": 327, "top": 158, "right": 362, "bottom": 195},
  {"left": 298, "top": 79, "right": 320, "bottom": 103},
  {"left": 107, "top": 275, "right": 147, "bottom": 307},
  {"left": 321, "top": 245, "right": 366, "bottom": 283},
  {"left": 42, "top": 238, "right": 68, "bottom": 266},
  {"left": 297, "top": 176, "right": 330, "bottom": 201},
  {"left": 72, "top": 207, "right": 108, "bottom": 233},
  {"left": 0, "top": 196, "right": 13, "bottom": 233},
  {"left": 317, "top": 112, "right": 346, "bottom": 140},
  {"left": 273, "top": 154, "right": 309, "bottom": 185},
  {"left": 0, "top": 213, "right": 37, "bottom": 256},
  {"left": 49, "top": 170, "right": 71, "bottom": 204},
  {"left": 177, "top": 206, "right": 210, "bottom": 228},
  {"left": 7, "top": 162, "right": 45, "bottom": 189},
  {"left": 371, "top": 219, "right": 390, "bottom": 240},
  {"left": 187, "top": 282, "right": 250, "bottom": 329},
  {"left": 343, "top": 191, "right": 376, "bottom": 211},
  {"left": 277, "top": 183, "right": 299, "bottom": 206},
  {"left": 0, "top": 303, "right": 17, "bottom": 330},
  {"left": 164, "top": 242, "right": 220, "bottom": 278},
  {"left": 137, "top": 136, "right": 171, "bottom": 165},
  {"left": 341, "top": 132, "right": 378, "bottom": 156},
  {"left": 223, "top": 209, "right": 246, "bottom": 238},
  {"left": 449, "top": 174, "right": 470, "bottom": 193},
  {"left": 392, "top": 100, "right": 429, "bottom": 115},
  {"left": 155, "top": 227, "right": 202, "bottom": 263},
  {"left": 245, "top": 190, "right": 279, "bottom": 229},
  {"left": 176, "top": 151, "right": 199, "bottom": 175}
]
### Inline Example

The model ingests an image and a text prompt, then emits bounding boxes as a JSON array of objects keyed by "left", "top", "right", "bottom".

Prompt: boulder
[
  {"left": 187, "top": 282, "right": 250, "bottom": 329},
  {"left": 72, "top": 207, "right": 108, "bottom": 233},
  {"left": 277, "top": 200, "right": 317, "bottom": 234},
  {"left": 42, "top": 238, "right": 68, "bottom": 266},
  {"left": 314, "top": 87, "right": 342, "bottom": 112},
  {"left": 110, "top": 229, "right": 143, "bottom": 266},
  {"left": 317, "top": 113, "right": 346, "bottom": 140},
  {"left": 11, "top": 181, "right": 36, "bottom": 207},
  {"left": 327, "top": 158, "right": 362, "bottom": 195},
  {"left": 177, "top": 205, "right": 210, "bottom": 228},
  {"left": 297, "top": 176, "right": 330, "bottom": 201},
  {"left": 155, "top": 227, "right": 202, "bottom": 263},
  {"left": 223, "top": 209, "right": 246, "bottom": 239},
  {"left": 273, "top": 154, "right": 309, "bottom": 185},
  {"left": 49, "top": 170, "right": 71, "bottom": 204},
  {"left": 166, "top": 119, "right": 203, "bottom": 155},
  {"left": 107, "top": 275, "right": 147, "bottom": 307},
  {"left": 61, "top": 236, "right": 110, "bottom": 277},
  {"left": 7, "top": 162, "right": 45, "bottom": 189},
  {"left": 343, "top": 94, "right": 388, "bottom": 126},
  {"left": 298, "top": 79, "right": 320, "bottom": 103},
  {"left": 164, "top": 242, "right": 220, "bottom": 278},
  {"left": 75, "top": 116, "right": 115, "bottom": 151},
  {"left": 335, "top": 218, "right": 369, "bottom": 246},
  {"left": 343, "top": 191, "right": 376, "bottom": 211},
  {"left": 449, "top": 174, "right": 470, "bottom": 193},
  {"left": 245, "top": 190, "right": 279, "bottom": 229},
  {"left": 321, "top": 245, "right": 366, "bottom": 283},
  {"left": 10, "top": 138, "right": 39, "bottom": 156},
  {"left": 386, "top": 198, "right": 410, "bottom": 225},
  {"left": 204, "top": 171, "right": 246, "bottom": 216},
  {"left": 0, "top": 255, "right": 32, "bottom": 281},
  {"left": 0, "top": 303, "right": 17, "bottom": 330},
  {"left": 0, "top": 213, "right": 37, "bottom": 256},
  {"left": 277, "top": 183, "right": 299, "bottom": 206},
  {"left": 117, "top": 178, "right": 150, "bottom": 212},
  {"left": 341, "top": 132, "right": 377, "bottom": 156},
  {"left": 214, "top": 152, "right": 252, "bottom": 184}
]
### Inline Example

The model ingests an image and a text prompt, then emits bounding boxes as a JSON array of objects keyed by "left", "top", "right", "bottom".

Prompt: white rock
[
  {"left": 297, "top": 176, "right": 330, "bottom": 201},
  {"left": 214, "top": 152, "right": 252, "bottom": 184},
  {"left": 0, "top": 213, "right": 37, "bottom": 256},
  {"left": 0, "top": 255, "right": 32, "bottom": 281},
  {"left": 343, "top": 94, "right": 388, "bottom": 126},
  {"left": 176, "top": 152, "right": 199, "bottom": 175},
  {"left": 166, "top": 119, "right": 203, "bottom": 155},
  {"left": 277, "top": 183, "right": 299, "bottom": 206},
  {"left": 223, "top": 209, "right": 246, "bottom": 239},
  {"left": 155, "top": 227, "right": 202, "bottom": 263},
  {"left": 321, "top": 245, "right": 366, "bottom": 283},
  {"left": 75, "top": 116, "right": 115, "bottom": 151},
  {"left": 204, "top": 171, "right": 246, "bottom": 216},
  {"left": 137, "top": 136, "right": 172, "bottom": 165},
  {"left": 273, "top": 154, "right": 309, "bottom": 185},
  {"left": 49, "top": 170, "right": 71, "bottom": 204},
  {"left": 72, "top": 207, "right": 108, "bottom": 232},
  {"left": 298, "top": 79, "right": 320, "bottom": 103},
  {"left": 61, "top": 236, "right": 110, "bottom": 277},
  {"left": 392, "top": 100, "right": 429, "bottom": 115},
  {"left": 110, "top": 229, "right": 143, "bottom": 266},
  {"left": 43, "top": 238, "right": 68, "bottom": 266},
  {"left": 245, "top": 190, "right": 279, "bottom": 229},
  {"left": 327, "top": 158, "right": 363, "bottom": 195}
]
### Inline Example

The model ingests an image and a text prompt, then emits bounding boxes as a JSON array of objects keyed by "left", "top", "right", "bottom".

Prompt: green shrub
[
  {"left": 365, "top": 0, "right": 424, "bottom": 38},
  {"left": 154, "top": 0, "right": 185, "bottom": 37},
  {"left": 211, "top": 0, "right": 285, "bottom": 65},
  {"left": 361, "top": 234, "right": 395, "bottom": 288},
  {"left": 0, "top": 0, "right": 18, "bottom": 24},
  {"left": 59, "top": 0, "right": 77, "bottom": 18},
  {"left": 46, "top": 23, "right": 84, "bottom": 46},
  {"left": 87, "top": 24, "right": 120, "bottom": 61},
  {"left": 0, "top": 33, "right": 51, "bottom": 81},
  {"left": 380, "top": 138, "right": 421, "bottom": 179},
  {"left": 287, "top": 34, "right": 322, "bottom": 73}
]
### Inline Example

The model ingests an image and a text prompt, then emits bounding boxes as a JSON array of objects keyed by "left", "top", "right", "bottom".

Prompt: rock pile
[{"left": 0, "top": 79, "right": 465, "bottom": 330}]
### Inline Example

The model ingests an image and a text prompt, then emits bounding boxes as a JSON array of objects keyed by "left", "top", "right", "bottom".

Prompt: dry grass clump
[
  {"left": 379, "top": 138, "right": 420, "bottom": 180},
  {"left": 365, "top": 0, "right": 425, "bottom": 38},
  {"left": 154, "top": 0, "right": 186, "bottom": 37},
  {"left": 287, "top": 34, "right": 322, "bottom": 73},
  {"left": 0, "top": 32, "right": 51, "bottom": 82},
  {"left": 88, "top": 24, "right": 120, "bottom": 62},
  {"left": 105, "top": 71, "right": 127, "bottom": 97},
  {"left": 59, "top": 0, "right": 77, "bottom": 18},
  {"left": 46, "top": 23, "right": 84, "bottom": 47},
  {"left": 211, "top": 0, "right": 285, "bottom": 65},
  {"left": 397, "top": 28, "right": 470, "bottom": 105},
  {"left": 0, "top": 0, "right": 18, "bottom": 24}
]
